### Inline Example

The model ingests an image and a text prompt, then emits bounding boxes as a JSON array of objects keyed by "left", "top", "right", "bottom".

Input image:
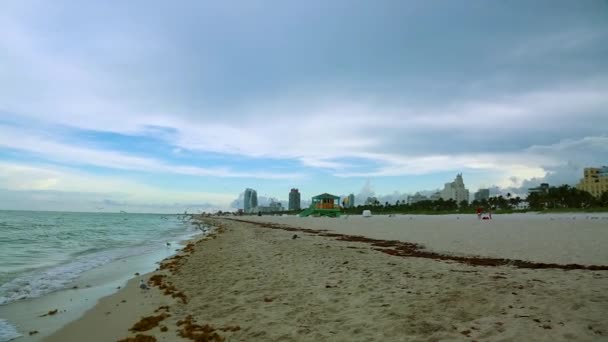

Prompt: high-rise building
[
  {"left": 576, "top": 167, "right": 608, "bottom": 198},
  {"left": 288, "top": 188, "right": 301, "bottom": 210},
  {"left": 474, "top": 189, "right": 490, "bottom": 201},
  {"left": 440, "top": 174, "right": 470, "bottom": 204},
  {"left": 244, "top": 188, "right": 258, "bottom": 213},
  {"left": 341, "top": 193, "right": 356, "bottom": 208}
]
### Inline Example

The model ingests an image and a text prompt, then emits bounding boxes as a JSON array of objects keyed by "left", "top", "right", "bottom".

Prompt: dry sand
[{"left": 46, "top": 215, "right": 608, "bottom": 341}]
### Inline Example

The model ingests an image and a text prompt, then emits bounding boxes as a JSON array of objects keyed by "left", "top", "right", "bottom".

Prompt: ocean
[{"left": 0, "top": 210, "right": 199, "bottom": 341}]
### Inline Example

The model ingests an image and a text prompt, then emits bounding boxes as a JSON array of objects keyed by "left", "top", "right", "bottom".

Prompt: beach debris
[
  {"left": 139, "top": 279, "right": 149, "bottom": 290},
  {"left": 292, "top": 234, "right": 298, "bottom": 239},
  {"left": 147, "top": 275, "right": 188, "bottom": 303},
  {"left": 135, "top": 272, "right": 140, "bottom": 276},
  {"left": 129, "top": 313, "right": 170, "bottom": 332},
  {"left": 219, "top": 325, "right": 241, "bottom": 332},
  {"left": 263, "top": 297, "right": 274, "bottom": 302},
  {"left": 154, "top": 306, "right": 170, "bottom": 313},
  {"left": 166, "top": 242, "right": 171, "bottom": 246},
  {"left": 29, "top": 331, "right": 39, "bottom": 335},
  {"left": 148, "top": 275, "right": 166, "bottom": 287},
  {"left": 176, "top": 315, "right": 225, "bottom": 341},
  {"left": 160, "top": 326, "right": 168, "bottom": 332},
  {"left": 39, "top": 309, "right": 58, "bottom": 317},
  {"left": 117, "top": 334, "right": 158, "bottom": 342}
]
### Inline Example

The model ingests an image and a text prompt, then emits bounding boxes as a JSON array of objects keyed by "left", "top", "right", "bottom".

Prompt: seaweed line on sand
[{"left": 226, "top": 218, "right": 608, "bottom": 271}]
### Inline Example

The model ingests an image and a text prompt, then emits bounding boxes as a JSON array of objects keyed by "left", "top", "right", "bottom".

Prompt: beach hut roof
[{"left": 312, "top": 193, "right": 340, "bottom": 200}]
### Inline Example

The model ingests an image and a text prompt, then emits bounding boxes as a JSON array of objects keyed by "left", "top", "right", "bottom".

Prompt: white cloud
[
  {"left": 0, "top": 161, "right": 235, "bottom": 212},
  {"left": 506, "top": 29, "right": 607, "bottom": 60},
  {"left": 0, "top": 125, "right": 303, "bottom": 180},
  {"left": 1, "top": 7, "right": 606, "bottom": 179}
]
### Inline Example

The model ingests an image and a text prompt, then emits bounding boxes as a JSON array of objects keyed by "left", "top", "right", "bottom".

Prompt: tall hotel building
[
  {"left": 440, "top": 174, "right": 470, "bottom": 204},
  {"left": 244, "top": 188, "right": 258, "bottom": 213},
  {"left": 576, "top": 167, "right": 608, "bottom": 198},
  {"left": 288, "top": 188, "right": 301, "bottom": 210}
]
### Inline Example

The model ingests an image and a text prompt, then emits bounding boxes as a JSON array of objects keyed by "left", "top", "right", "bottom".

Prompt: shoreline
[
  {"left": 0, "top": 227, "right": 204, "bottom": 342},
  {"left": 45, "top": 224, "right": 225, "bottom": 342},
  {"left": 44, "top": 216, "right": 607, "bottom": 341}
]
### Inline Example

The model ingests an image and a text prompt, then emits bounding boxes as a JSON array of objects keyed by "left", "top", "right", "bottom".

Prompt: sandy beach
[{"left": 44, "top": 214, "right": 607, "bottom": 341}]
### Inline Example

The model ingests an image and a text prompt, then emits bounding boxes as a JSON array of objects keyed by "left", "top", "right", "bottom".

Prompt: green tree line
[{"left": 339, "top": 185, "right": 608, "bottom": 215}]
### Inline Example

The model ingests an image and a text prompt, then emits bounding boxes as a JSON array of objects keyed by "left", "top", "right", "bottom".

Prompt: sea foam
[
  {"left": 0, "top": 319, "right": 21, "bottom": 342},
  {"left": 0, "top": 244, "right": 155, "bottom": 305}
]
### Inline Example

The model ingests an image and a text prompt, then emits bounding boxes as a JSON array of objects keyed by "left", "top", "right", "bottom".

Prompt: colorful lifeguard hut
[{"left": 299, "top": 193, "right": 341, "bottom": 217}]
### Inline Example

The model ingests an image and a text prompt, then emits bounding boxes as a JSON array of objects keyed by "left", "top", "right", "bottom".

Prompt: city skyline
[{"left": 1, "top": 1, "right": 607, "bottom": 213}]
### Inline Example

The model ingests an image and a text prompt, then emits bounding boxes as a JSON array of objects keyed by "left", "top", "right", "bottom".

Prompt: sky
[{"left": 1, "top": 0, "right": 607, "bottom": 213}]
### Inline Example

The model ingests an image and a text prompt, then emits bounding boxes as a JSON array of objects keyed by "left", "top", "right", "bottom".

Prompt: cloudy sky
[{"left": 1, "top": 0, "right": 607, "bottom": 213}]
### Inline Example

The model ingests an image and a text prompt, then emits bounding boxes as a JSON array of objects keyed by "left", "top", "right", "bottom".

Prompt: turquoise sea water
[{"left": 0, "top": 210, "right": 195, "bottom": 305}]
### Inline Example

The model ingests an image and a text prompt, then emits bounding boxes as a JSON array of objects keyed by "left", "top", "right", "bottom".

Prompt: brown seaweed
[{"left": 228, "top": 218, "right": 608, "bottom": 271}]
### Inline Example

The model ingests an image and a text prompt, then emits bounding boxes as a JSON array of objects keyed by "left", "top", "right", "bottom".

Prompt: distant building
[
  {"left": 269, "top": 199, "right": 283, "bottom": 211},
  {"left": 474, "top": 189, "right": 490, "bottom": 201},
  {"left": 342, "top": 193, "right": 355, "bottom": 208},
  {"left": 407, "top": 192, "right": 429, "bottom": 204},
  {"left": 288, "top": 188, "right": 301, "bottom": 210},
  {"left": 440, "top": 174, "right": 470, "bottom": 204},
  {"left": 577, "top": 167, "right": 608, "bottom": 198},
  {"left": 528, "top": 183, "right": 549, "bottom": 195},
  {"left": 244, "top": 188, "right": 258, "bottom": 213},
  {"left": 258, "top": 199, "right": 283, "bottom": 213}
]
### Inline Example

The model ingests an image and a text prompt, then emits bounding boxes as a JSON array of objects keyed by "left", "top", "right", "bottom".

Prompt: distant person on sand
[{"left": 476, "top": 207, "right": 483, "bottom": 219}]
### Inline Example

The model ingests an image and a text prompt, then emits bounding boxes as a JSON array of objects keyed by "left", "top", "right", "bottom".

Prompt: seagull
[{"left": 139, "top": 279, "right": 149, "bottom": 290}]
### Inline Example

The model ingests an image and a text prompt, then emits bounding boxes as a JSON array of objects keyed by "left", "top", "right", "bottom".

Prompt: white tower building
[{"left": 440, "top": 174, "right": 470, "bottom": 205}]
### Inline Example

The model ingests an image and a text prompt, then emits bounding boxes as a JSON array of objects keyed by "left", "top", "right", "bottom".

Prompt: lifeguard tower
[{"left": 299, "top": 193, "right": 341, "bottom": 217}]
